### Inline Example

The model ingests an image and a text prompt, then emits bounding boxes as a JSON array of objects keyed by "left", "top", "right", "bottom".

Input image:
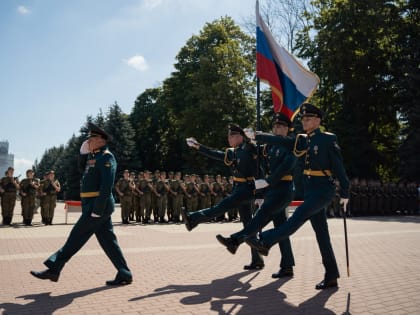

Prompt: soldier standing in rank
[
  {"left": 225, "top": 176, "right": 238, "bottom": 221},
  {"left": 138, "top": 171, "right": 154, "bottom": 224},
  {"left": 183, "top": 174, "right": 199, "bottom": 213},
  {"left": 133, "top": 172, "right": 144, "bottom": 222},
  {"left": 183, "top": 125, "right": 264, "bottom": 270},
  {"left": 40, "top": 170, "right": 60, "bottom": 225},
  {"left": 19, "top": 169, "right": 40, "bottom": 226},
  {"left": 154, "top": 171, "right": 169, "bottom": 223},
  {"left": 168, "top": 172, "right": 184, "bottom": 223},
  {"left": 129, "top": 172, "right": 137, "bottom": 221},
  {"left": 349, "top": 178, "right": 360, "bottom": 217},
  {"left": 359, "top": 179, "right": 369, "bottom": 216},
  {"left": 246, "top": 104, "right": 350, "bottom": 289},
  {"left": 0, "top": 167, "right": 20, "bottom": 225},
  {"left": 211, "top": 174, "right": 224, "bottom": 212},
  {"left": 30, "top": 123, "right": 132, "bottom": 285},
  {"left": 217, "top": 113, "right": 296, "bottom": 278},
  {"left": 166, "top": 171, "right": 175, "bottom": 222},
  {"left": 115, "top": 170, "right": 135, "bottom": 224},
  {"left": 199, "top": 175, "right": 212, "bottom": 209}
]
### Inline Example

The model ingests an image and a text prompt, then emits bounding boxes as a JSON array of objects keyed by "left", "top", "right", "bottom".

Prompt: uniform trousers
[
  {"left": 44, "top": 197, "right": 131, "bottom": 277},
  {"left": 190, "top": 181, "right": 263, "bottom": 264},
  {"left": 260, "top": 177, "right": 339, "bottom": 279},
  {"left": 231, "top": 181, "right": 295, "bottom": 268}
]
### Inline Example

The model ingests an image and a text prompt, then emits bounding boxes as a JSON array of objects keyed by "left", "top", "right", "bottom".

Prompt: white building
[{"left": 0, "top": 141, "right": 14, "bottom": 176}]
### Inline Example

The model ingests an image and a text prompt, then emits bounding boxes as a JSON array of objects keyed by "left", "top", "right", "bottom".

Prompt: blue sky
[{"left": 0, "top": 0, "right": 256, "bottom": 177}]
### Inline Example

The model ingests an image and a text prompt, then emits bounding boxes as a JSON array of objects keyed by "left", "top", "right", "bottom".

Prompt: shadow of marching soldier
[{"left": 0, "top": 286, "right": 113, "bottom": 315}]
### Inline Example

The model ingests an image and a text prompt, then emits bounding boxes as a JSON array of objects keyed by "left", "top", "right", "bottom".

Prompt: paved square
[{"left": 1, "top": 203, "right": 419, "bottom": 314}]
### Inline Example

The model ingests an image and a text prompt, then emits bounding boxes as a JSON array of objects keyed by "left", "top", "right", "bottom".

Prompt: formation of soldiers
[
  {"left": 114, "top": 170, "right": 240, "bottom": 224},
  {"left": 0, "top": 167, "right": 61, "bottom": 226},
  {"left": 327, "top": 178, "right": 419, "bottom": 217}
]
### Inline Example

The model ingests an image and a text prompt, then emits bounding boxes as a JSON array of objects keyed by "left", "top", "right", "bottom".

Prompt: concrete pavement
[{"left": 1, "top": 202, "right": 419, "bottom": 314}]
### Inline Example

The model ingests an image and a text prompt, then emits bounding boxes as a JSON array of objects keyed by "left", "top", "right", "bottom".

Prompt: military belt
[
  {"left": 80, "top": 191, "right": 100, "bottom": 198},
  {"left": 303, "top": 170, "right": 332, "bottom": 176},
  {"left": 233, "top": 177, "right": 255, "bottom": 183},
  {"left": 280, "top": 175, "right": 293, "bottom": 181}
]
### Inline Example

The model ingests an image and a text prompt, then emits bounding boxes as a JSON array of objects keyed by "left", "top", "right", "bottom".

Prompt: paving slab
[{"left": 1, "top": 202, "right": 419, "bottom": 314}]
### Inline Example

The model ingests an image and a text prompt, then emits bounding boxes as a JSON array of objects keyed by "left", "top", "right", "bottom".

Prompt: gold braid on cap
[
  {"left": 224, "top": 148, "right": 234, "bottom": 166},
  {"left": 293, "top": 134, "right": 308, "bottom": 157}
]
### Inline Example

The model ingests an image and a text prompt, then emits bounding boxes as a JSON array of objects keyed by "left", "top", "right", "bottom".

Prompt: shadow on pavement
[
  {"left": 130, "top": 270, "right": 340, "bottom": 314},
  {"left": 0, "top": 286, "right": 113, "bottom": 315}
]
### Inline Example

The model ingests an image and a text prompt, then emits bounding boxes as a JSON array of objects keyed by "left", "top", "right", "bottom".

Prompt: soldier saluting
[
  {"left": 31, "top": 122, "right": 132, "bottom": 285},
  {"left": 246, "top": 103, "right": 350, "bottom": 290}
]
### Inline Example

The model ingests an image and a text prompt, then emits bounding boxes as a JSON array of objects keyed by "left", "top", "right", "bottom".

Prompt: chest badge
[{"left": 313, "top": 145, "right": 319, "bottom": 155}]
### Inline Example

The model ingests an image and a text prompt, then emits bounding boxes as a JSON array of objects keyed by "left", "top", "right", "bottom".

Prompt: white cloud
[
  {"left": 143, "top": 0, "right": 163, "bottom": 10},
  {"left": 17, "top": 5, "right": 31, "bottom": 15},
  {"left": 124, "top": 55, "right": 149, "bottom": 71},
  {"left": 13, "top": 158, "right": 34, "bottom": 178}
]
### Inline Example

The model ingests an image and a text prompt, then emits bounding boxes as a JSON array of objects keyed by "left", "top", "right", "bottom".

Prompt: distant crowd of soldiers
[
  {"left": 114, "top": 170, "right": 240, "bottom": 224},
  {"left": 0, "top": 167, "right": 61, "bottom": 226},
  {"left": 327, "top": 178, "right": 419, "bottom": 217}
]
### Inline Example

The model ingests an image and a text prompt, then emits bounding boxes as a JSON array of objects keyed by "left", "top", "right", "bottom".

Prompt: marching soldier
[
  {"left": 183, "top": 125, "right": 264, "bottom": 270},
  {"left": 246, "top": 103, "right": 349, "bottom": 290},
  {"left": 217, "top": 113, "right": 297, "bottom": 278},
  {"left": 115, "top": 170, "right": 135, "bottom": 224},
  {"left": 0, "top": 167, "right": 20, "bottom": 225},
  {"left": 30, "top": 122, "right": 132, "bottom": 285},
  {"left": 19, "top": 169, "right": 40, "bottom": 226},
  {"left": 40, "top": 170, "right": 60, "bottom": 225}
]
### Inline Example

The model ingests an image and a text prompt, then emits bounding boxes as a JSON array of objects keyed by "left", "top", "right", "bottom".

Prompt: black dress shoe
[
  {"left": 272, "top": 267, "right": 294, "bottom": 278},
  {"left": 30, "top": 269, "right": 60, "bottom": 282},
  {"left": 216, "top": 234, "right": 238, "bottom": 254},
  {"left": 245, "top": 238, "right": 269, "bottom": 256},
  {"left": 315, "top": 278, "right": 338, "bottom": 290},
  {"left": 181, "top": 207, "right": 197, "bottom": 232},
  {"left": 106, "top": 277, "right": 133, "bottom": 286},
  {"left": 243, "top": 262, "right": 265, "bottom": 270}
]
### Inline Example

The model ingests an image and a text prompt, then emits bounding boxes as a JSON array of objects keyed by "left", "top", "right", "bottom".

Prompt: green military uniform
[
  {"left": 184, "top": 181, "right": 199, "bottom": 213},
  {"left": 250, "top": 103, "right": 350, "bottom": 289},
  {"left": 34, "top": 123, "right": 132, "bottom": 285},
  {"left": 0, "top": 175, "right": 19, "bottom": 225},
  {"left": 116, "top": 177, "right": 134, "bottom": 224},
  {"left": 199, "top": 181, "right": 212, "bottom": 209},
  {"left": 154, "top": 179, "right": 168, "bottom": 223},
  {"left": 168, "top": 178, "right": 184, "bottom": 222},
  {"left": 19, "top": 175, "right": 39, "bottom": 225},
  {"left": 138, "top": 177, "right": 153, "bottom": 223},
  {"left": 40, "top": 175, "right": 60, "bottom": 225}
]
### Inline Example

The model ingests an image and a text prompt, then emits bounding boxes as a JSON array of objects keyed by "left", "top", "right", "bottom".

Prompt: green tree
[
  {"left": 296, "top": 0, "right": 403, "bottom": 180},
  {"left": 105, "top": 102, "right": 136, "bottom": 176},
  {"left": 396, "top": 0, "right": 420, "bottom": 182},
  {"left": 163, "top": 16, "right": 256, "bottom": 174}
]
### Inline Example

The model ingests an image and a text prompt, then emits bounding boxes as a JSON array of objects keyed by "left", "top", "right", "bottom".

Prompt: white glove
[
  {"left": 80, "top": 140, "right": 90, "bottom": 154},
  {"left": 186, "top": 137, "right": 199, "bottom": 148},
  {"left": 254, "top": 179, "right": 269, "bottom": 190},
  {"left": 255, "top": 199, "right": 264, "bottom": 208},
  {"left": 340, "top": 198, "right": 349, "bottom": 211},
  {"left": 244, "top": 128, "right": 255, "bottom": 140},
  {"left": 91, "top": 212, "right": 101, "bottom": 218}
]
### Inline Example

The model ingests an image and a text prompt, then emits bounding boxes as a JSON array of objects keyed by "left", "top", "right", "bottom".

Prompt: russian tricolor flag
[{"left": 256, "top": 1, "right": 319, "bottom": 119}]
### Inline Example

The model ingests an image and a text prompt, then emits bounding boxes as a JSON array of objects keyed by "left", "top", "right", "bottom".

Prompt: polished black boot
[
  {"left": 181, "top": 207, "right": 197, "bottom": 231},
  {"left": 30, "top": 269, "right": 60, "bottom": 282},
  {"left": 272, "top": 267, "right": 294, "bottom": 278},
  {"left": 315, "top": 278, "right": 338, "bottom": 290},
  {"left": 216, "top": 234, "right": 239, "bottom": 254},
  {"left": 243, "top": 261, "right": 265, "bottom": 270}
]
